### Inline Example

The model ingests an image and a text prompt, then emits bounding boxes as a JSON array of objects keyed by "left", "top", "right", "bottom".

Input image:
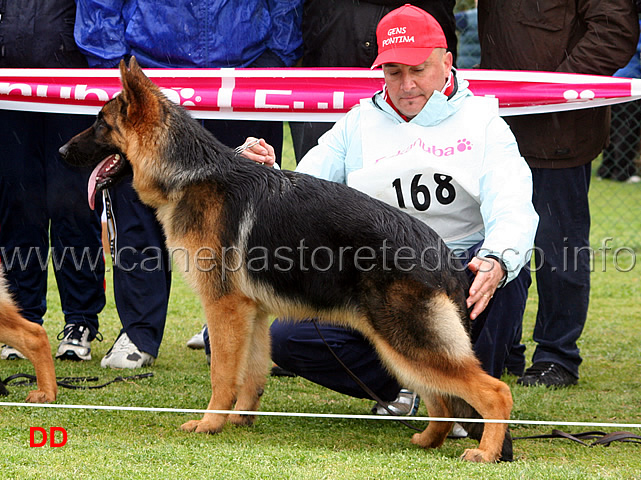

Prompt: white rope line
[{"left": 1, "top": 402, "right": 640, "bottom": 429}]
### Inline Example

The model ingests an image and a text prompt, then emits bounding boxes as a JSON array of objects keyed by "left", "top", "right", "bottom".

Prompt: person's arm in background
[
  {"left": 267, "top": 0, "right": 303, "bottom": 66},
  {"left": 559, "top": 0, "right": 639, "bottom": 75}
]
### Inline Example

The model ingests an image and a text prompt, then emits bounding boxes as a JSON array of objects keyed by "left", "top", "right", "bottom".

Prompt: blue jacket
[{"left": 74, "top": 0, "right": 303, "bottom": 68}]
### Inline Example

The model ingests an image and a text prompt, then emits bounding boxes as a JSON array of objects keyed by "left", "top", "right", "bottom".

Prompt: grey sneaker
[
  {"left": 55, "top": 324, "right": 94, "bottom": 361},
  {"left": 372, "top": 389, "right": 420, "bottom": 416},
  {"left": 1, "top": 344, "right": 27, "bottom": 360},
  {"left": 186, "top": 324, "right": 206, "bottom": 349},
  {"left": 101, "top": 332, "right": 154, "bottom": 369}
]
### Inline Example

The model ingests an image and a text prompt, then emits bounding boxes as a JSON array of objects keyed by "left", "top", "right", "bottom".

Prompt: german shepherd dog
[
  {"left": 60, "top": 58, "right": 512, "bottom": 462},
  {"left": 0, "top": 266, "right": 57, "bottom": 402}
]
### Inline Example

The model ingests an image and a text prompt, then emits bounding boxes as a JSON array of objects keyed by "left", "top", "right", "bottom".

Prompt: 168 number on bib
[{"left": 391, "top": 174, "right": 456, "bottom": 211}]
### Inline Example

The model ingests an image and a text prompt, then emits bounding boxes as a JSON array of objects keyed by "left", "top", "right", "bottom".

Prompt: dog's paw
[
  {"left": 180, "top": 419, "right": 223, "bottom": 434},
  {"left": 25, "top": 390, "right": 55, "bottom": 404},
  {"left": 411, "top": 431, "right": 446, "bottom": 449},
  {"left": 228, "top": 413, "right": 256, "bottom": 426},
  {"left": 460, "top": 448, "right": 498, "bottom": 463}
]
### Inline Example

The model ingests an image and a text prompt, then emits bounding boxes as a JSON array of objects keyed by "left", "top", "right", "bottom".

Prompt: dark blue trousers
[
  {"left": 269, "top": 245, "right": 531, "bottom": 401},
  {"left": 0, "top": 110, "right": 105, "bottom": 337},
  {"left": 105, "top": 179, "right": 171, "bottom": 358},
  {"left": 529, "top": 164, "right": 591, "bottom": 378}
]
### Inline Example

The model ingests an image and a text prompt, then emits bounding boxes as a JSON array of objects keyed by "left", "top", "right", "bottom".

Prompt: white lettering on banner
[
  {"left": 333, "top": 91, "right": 345, "bottom": 109},
  {"left": 255, "top": 89, "right": 292, "bottom": 109},
  {"left": 160, "top": 88, "right": 201, "bottom": 107},
  {"left": 382, "top": 35, "right": 415, "bottom": 48},
  {"left": 74, "top": 85, "right": 110, "bottom": 102},
  {"left": 36, "top": 85, "right": 48, "bottom": 97},
  {"left": 217, "top": 70, "right": 235, "bottom": 111},
  {"left": 0, "top": 83, "right": 32, "bottom": 96}
]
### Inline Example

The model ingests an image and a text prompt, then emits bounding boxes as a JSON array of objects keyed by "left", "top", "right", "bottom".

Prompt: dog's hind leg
[
  {"left": 372, "top": 339, "right": 511, "bottom": 462},
  {"left": 180, "top": 292, "right": 259, "bottom": 434},
  {"left": 0, "top": 300, "right": 57, "bottom": 403},
  {"left": 413, "top": 392, "right": 453, "bottom": 449},
  {"left": 228, "top": 310, "right": 271, "bottom": 426},
  {"left": 410, "top": 360, "right": 512, "bottom": 463}
]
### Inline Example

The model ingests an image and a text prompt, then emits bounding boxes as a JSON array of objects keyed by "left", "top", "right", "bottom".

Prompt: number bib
[{"left": 347, "top": 98, "right": 493, "bottom": 243}]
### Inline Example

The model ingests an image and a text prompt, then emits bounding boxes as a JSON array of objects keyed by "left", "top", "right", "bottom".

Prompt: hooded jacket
[
  {"left": 478, "top": 0, "right": 640, "bottom": 168},
  {"left": 73, "top": 0, "right": 302, "bottom": 68},
  {"left": 297, "top": 72, "right": 538, "bottom": 282}
]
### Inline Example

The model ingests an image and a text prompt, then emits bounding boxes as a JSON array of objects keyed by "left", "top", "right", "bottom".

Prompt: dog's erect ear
[{"left": 118, "top": 56, "right": 161, "bottom": 124}]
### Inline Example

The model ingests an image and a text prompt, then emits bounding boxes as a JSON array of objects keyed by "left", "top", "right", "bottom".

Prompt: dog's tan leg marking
[
  {"left": 0, "top": 298, "right": 57, "bottom": 403},
  {"left": 454, "top": 368, "right": 512, "bottom": 463},
  {"left": 414, "top": 363, "right": 512, "bottom": 463},
  {"left": 411, "top": 393, "right": 452, "bottom": 449},
  {"left": 180, "top": 292, "right": 258, "bottom": 434},
  {"left": 372, "top": 338, "right": 511, "bottom": 463},
  {"left": 228, "top": 310, "right": 271, "bottom": 426}
]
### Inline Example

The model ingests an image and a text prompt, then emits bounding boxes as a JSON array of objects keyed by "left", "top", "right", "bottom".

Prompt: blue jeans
[{"left": 529, "top": 164, "right": 591, "bottom": 378}]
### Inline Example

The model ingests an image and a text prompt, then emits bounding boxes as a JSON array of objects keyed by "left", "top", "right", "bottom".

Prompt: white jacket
[{"left": 297, "top": 72, "right": 538, "bottom": 283}]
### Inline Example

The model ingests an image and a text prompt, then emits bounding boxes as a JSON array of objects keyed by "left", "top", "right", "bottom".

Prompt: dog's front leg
[
  {"left": 180, "top": 292, "right": 258, "bottom": 434},
  {"left": 0, "top": 308, "right": 57, "bottom": 403},
  {"left": 228, "top": 310, "right": 271, "bottom": 426}
]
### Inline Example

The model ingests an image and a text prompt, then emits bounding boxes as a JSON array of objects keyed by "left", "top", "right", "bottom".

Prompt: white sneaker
[
  {"left": 371, "top": 389, "right": 421, "bottom": 416},
  {"left": 186, "top": 324, "right": 206, "bottom": 349},
  {"left": 450, "top": 422, "right": 469, "bottom": 439},
  {"left": 55, "top": 324, "right": 93, "bottom": 361},
  {"left": 1, "top": 344, "right": 27, "bottom": 360},
  {"left": 101, "top": 332, "right": 154, "bottom": 369}
]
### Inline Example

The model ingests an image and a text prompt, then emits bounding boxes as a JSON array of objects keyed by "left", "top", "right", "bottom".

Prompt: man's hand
[
  {"left": 237, "top": 137, "right": 276, "bottom": 167},
  {"left": 466, "top": 256, "right": 505, "bottom": 320}
]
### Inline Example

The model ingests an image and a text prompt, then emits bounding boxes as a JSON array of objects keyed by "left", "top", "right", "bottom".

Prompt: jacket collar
[{"left": 373, "top": 69, "right": 471, "bottom": 126}]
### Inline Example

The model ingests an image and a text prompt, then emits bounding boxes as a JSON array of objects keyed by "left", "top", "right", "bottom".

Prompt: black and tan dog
[
  {"left": 0, "top": 266, "right": 57, "bottom": 402},
  {"left": 60, "top": 58, "right": 512, "bottom": 462}
]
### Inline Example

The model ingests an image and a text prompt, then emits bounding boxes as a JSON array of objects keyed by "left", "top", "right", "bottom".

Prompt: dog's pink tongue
[{"left": 87, "top": 157, "right": 111, "bottom": 210}]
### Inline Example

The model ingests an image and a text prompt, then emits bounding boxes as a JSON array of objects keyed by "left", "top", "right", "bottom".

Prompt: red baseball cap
[{"left": 372, "top": 4, "right": 448, "bottom": 68}]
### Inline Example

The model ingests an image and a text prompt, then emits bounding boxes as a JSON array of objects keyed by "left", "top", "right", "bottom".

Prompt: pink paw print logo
[{"left": 457, "top": 139, "right": 472, "bottom": 152}]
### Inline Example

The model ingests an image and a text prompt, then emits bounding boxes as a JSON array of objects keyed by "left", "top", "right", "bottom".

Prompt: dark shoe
[
  {"left": 517, "top": 362, "right": 577, "bottom": 388},
  {"left": 500, "top": 428, "right": 514, "bottom": 462},
  {"left": 56, "top": 325, "right": 97, "bottom": 361},
  {"left": 270, "top": 365, "right": 297, "bottom": 377}
]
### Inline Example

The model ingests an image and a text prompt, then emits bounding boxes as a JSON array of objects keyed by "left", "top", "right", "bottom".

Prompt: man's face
[{"left": 382, "top": 49, "right": 453, "bottom": 119}]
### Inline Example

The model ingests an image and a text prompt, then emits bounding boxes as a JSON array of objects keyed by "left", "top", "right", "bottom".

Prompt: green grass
[{"left": 1, "top": 127, "right": 640, "bottom": 479}]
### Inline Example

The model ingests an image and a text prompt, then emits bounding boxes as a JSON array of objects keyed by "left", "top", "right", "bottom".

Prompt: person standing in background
[
  {"left": 290, "top": 0, "right": 457, "bottom": 164},
  {"left": 74, "top": 0, "right": 302, "bottom": 368},
  {"left": 478, "top": 0, "right": 639, "bottom": 387},
  {"left": 0, "top": 0, "right": 106, "bottom": 362},
  {"left": 597, "top": 14, "right": 641, "bottom": 183}
]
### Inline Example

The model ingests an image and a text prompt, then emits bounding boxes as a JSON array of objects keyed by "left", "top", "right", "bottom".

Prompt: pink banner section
[{"left": 0, "top": 68, "right": 640, "bottom": 120}]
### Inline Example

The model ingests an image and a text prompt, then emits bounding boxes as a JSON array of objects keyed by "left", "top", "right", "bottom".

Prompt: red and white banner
[{"left": 1, "top": 68, "right": 640, "bottom": 120}]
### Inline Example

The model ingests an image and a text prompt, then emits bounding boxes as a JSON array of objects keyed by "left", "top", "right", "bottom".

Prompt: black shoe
[
  {"left": 517, "top": 362, "right": 578, "bottom": 388},
  {"left": 499, "top": 428, "right": 514, "bottom": 462},
  {"left": 270, "top": 365, "right": 297, "bottom": 377}
]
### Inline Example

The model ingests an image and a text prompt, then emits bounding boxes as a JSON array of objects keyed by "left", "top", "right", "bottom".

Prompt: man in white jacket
[{"left": 243, "top": 5, "right": 538, "bottom": 414}]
